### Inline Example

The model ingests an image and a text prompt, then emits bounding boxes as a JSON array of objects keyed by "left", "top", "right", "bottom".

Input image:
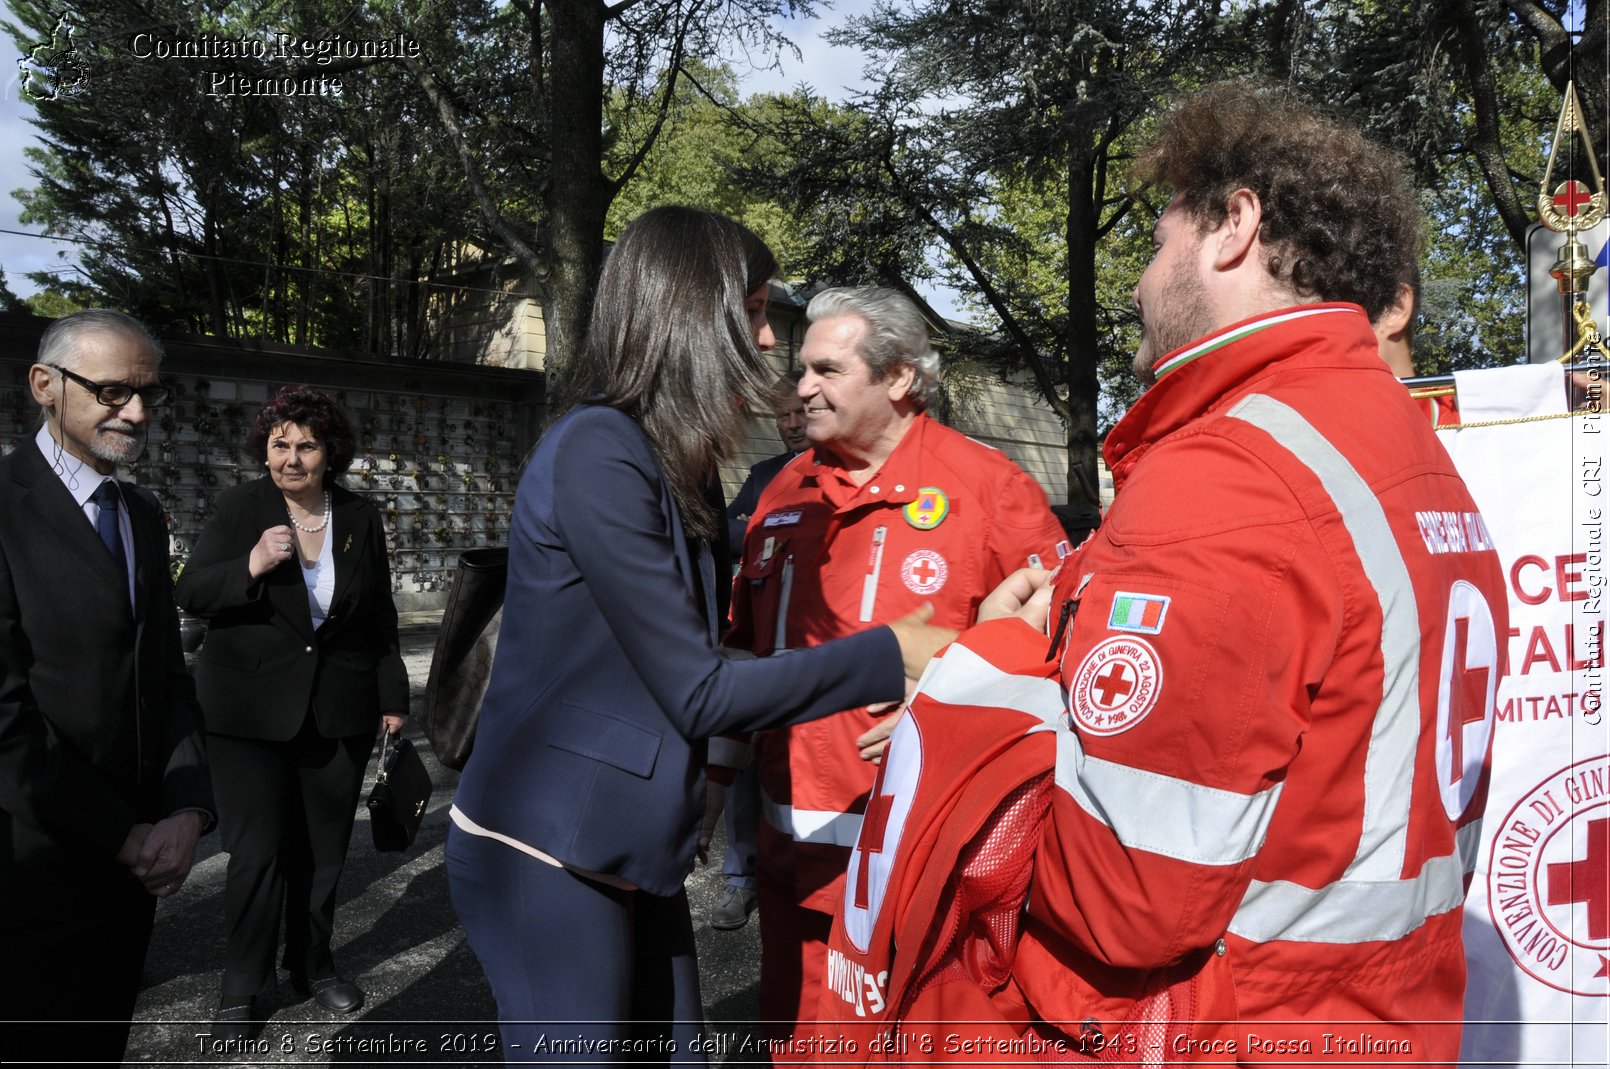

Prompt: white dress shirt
[{"left": 35, "top": 424, "right": 136, "bottom": 606}]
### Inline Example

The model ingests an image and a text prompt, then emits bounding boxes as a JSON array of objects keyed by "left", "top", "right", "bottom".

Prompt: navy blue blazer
[{"left": 453, "top": 404, "right": 902, "bottom": 895}]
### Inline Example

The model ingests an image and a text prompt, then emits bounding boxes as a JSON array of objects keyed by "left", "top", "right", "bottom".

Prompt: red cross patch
[
  {"left": 900, "top": 549, "right": 948, "bottom": 595},
  {"left": 1067, "top": 636, "right": 1163, "bottom": 736}
]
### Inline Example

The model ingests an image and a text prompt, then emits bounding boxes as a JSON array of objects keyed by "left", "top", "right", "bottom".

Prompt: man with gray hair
[
  {"left": 724, "top": 285, "right": 1066, "bottom": 1054},
  {"left": 0, "top": 309, "right": 213, "bottom": 1063}
]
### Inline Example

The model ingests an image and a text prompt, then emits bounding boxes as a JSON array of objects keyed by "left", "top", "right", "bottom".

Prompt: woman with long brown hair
[{"left": 445, "top": 206, "right": 944, "bottom": 1063}]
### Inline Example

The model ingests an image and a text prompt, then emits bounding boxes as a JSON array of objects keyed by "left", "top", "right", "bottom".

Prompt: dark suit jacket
[
  {"left": 453, "top": 404, "right": 902, "bottom": 896},
  {"left": 0, "top": 438, "right": 213, "bottom": 913},
  {"left": 173, "top": 478, "right": 408, "bottom": 741},
  {"left": 726, "top": 450, "right": 801, "bottom": 558}
]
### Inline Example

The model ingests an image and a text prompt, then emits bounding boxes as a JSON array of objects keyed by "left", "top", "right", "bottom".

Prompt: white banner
[{"left": 1439, "top": 365, "right": 1609, "bottom": 1067}]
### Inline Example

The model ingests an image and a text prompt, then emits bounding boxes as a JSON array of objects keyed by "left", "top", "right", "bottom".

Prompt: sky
[{"left": 0, "top": 3, "right": 881, "bottom": 306}]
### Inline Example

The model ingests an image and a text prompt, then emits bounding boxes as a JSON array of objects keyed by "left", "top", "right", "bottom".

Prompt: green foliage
[
  {"left": 4, "top": 0, "right": 501, "bottom": 354},
  {"left": 0, "top": 269, "right": 27, "bottom": 314},
  {"left": 603, "top": 64, "right": 810, "bottom": 272},
  {"left": 744, "top": 0, "right": 1233, "bottom": 506},
  {"left": 24, "top": 288, "right": 85, "bottom": 318}
]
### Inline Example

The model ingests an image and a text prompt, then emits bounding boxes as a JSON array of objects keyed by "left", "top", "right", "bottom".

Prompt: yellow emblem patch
[{"left": 903, "top": 487, "right": 949, "bottom": 530}]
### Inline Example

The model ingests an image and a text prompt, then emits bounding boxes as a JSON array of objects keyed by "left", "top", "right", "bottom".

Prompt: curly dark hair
[
  {"left": 246, "top": 385, "right": 356, "bottom": 486},
  {"left": 1133, "top": 81, "right": 1422, "bottom": 323}
]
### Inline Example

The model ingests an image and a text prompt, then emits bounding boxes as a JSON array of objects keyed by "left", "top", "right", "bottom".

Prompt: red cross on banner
[{"left": 1546, "top": 815, "right": 1609, "bottom": 942}]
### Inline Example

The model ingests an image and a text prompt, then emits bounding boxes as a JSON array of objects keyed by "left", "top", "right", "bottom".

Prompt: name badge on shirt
[{"left": 763, "top": 509, "right": 804, "bottom": 528}]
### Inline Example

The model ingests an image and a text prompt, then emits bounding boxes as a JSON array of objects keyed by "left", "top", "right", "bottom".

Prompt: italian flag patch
[{"left": 1108, "top": 591, "right": 1169, "bottom": 635}]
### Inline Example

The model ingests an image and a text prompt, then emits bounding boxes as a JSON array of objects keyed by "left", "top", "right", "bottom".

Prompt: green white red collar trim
[{"left": 1151, "top": 305, "right": 1356, "bottom": 380}]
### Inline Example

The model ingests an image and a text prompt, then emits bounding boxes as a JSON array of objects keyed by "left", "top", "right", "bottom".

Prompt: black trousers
[
  {"left": 0, "top": 868, "right": 156, "bottom": 1065},
  {"left": 207, "top": 716, "right": 371, "bottom": 998}
]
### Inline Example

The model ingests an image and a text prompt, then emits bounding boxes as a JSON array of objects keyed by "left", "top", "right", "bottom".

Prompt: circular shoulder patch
[
  {"left": 1068, "top": 636, "right": 1163, "bottom": 736},
  {"left": 900, "top": 549, "right": 948, "bottom": 595}
]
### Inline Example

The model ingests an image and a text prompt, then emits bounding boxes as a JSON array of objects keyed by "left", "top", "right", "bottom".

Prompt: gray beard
[{"left": 91, "top": 424, "right": 147, "bottom": 464}]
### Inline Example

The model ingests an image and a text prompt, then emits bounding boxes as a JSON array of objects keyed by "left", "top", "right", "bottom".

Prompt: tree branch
[
  {"left": 402, "top": 56, "right": 546, "bottom": 280},
  {"left": 608, "top": 0, "right": 703, "bottom": 194}
]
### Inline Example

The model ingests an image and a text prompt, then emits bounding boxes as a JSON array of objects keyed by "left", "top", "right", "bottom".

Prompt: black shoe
[
  {"left": 292, "top": 974, "right": 364, "bottom": 1013},
  {"left": 212, "top": 995, "right": 257, "bottom": 1041},
  {"left": 709, "top": 886, "right": 759, "bottom": 930}
]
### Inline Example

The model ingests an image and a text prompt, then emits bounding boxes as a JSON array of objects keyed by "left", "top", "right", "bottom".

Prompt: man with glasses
[{"left": 0, "top": 309, "right": 213, "bottom": 1064}]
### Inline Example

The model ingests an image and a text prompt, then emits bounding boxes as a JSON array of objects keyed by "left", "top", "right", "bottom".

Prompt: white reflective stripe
[
  {"left": 1229, "top": 821, "right": 1482, "bottom": 944},
  {"left": 1458, "top": 815, "right": 1483, "bottom": 878},
  {"left": 914, "top": 641, "right": 1064, "bottom": 732},
  {"left": 773, "top": 555, "right": 794, "bottom": 654},
  {"left": 1054, "top": 729, "right": 1283, "bottom": 866},
  {"left": 858, "top": 527, "right": 887, "bottom": 623},
  {"left": 921, "top": 631, "right": 1284, "bottom": 865},
  {"left": 761, "top": 788, "right": 863, "bottom": 847},
  {"left": 1227, "top": 394, "right": 1421, "bottom": 882}
]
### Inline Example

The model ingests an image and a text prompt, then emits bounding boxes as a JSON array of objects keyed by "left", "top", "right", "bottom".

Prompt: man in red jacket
[
  {"left": 816, "top": 83, "right": 1510, "bottom": 1068},
  {"left": 725, "top": 285, "right": 1067, "bottom": 1055},
  {"left": 1022, "top": 83, "right": 1506, "bottom": 1064}
]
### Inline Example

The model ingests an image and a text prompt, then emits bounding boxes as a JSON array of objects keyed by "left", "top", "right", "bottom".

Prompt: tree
[
  {"left": 4, "top": 0, "right": 484, "bottom": 353},
  {"left": 602, "top": 62, "right": 810, "bottom": 270},
  {"left": 1246, "top": 0, "right": 1575, "bottom": 368},
  {"left": 746, "top": 0, "right": 1231, "bottom": 510},
  {"left": 387, "top": 0, "right": 822, "bottom": 380},
  {"left": 0, "top": 269, "right": 28, "bottom": 314}
]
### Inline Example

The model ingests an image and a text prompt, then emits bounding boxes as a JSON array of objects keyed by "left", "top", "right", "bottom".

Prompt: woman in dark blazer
[
  {"left": 446, "top": 207, "right": 946, "bottom": 1064},
  {"left": 174, "top": 386, "right": 407, "bottom": 1038}
]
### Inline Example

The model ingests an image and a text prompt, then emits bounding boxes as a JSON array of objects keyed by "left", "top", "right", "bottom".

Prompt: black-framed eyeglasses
[{"left": 52, "top": 366, "right": 171, "bottom": 408}]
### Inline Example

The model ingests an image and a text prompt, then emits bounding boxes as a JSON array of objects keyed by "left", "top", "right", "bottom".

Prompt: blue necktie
[{"left": 91, "top": 481, "right": 129, "bottom": 596}]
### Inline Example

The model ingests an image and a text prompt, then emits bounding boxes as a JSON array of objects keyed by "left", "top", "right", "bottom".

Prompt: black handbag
[
  {"left": 367, "top": 733, "right": 433, "bottom": 852},
  {"left": 422, "top": 547, "right": 508, "bottom": 770}
]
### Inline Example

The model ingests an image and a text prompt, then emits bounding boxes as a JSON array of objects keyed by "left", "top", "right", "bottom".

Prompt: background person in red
[
  {"left": 725, "top": 285, "right": 1066, "bottom": 1052},
  {"left": 1014, "top": 82, "right": 1509, "bottom": 1062}
]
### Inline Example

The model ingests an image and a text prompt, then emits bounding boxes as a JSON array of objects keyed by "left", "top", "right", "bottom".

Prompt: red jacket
[
  {"left": 1021, "top": 305, "right": 1508, "bottom": 1064},
  {"left": 727, "top": 414, "right": 1068, "bottom": 910},
  {"left": 814, "top": 619, "right": 1236, "bottom": 1066}
]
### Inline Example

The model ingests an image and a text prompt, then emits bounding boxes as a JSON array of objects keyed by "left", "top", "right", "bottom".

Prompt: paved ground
[{"left": 123, "top": 619, "right": 766, "bottom": 1067}]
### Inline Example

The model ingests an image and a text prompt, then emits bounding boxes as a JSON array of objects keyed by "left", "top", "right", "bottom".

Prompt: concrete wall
[{"left": 0, "top": 314, "right": 546, "bottom": 613}]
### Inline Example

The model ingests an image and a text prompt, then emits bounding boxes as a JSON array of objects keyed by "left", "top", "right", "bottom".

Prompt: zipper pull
[{"left": 1046, "top": 597, "right": 1077, "bottom": 662}]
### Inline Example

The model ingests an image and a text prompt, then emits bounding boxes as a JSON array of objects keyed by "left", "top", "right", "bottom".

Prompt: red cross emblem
[
  {"left": 854, "top": 773, "right": 898, "bottom": 911},
  {"left": 1554, "top": 180, "right": 1592, "bottom": 218},
  {"left": 1445, "top": 616, "right": 1490, "bottom": 784},
  {"left": 1092, "top": 663, "right": 1135, "bottom": 708},
  {"left": 1546, "top": 815, "right": 1609, "bottom": 942},
  {"left": 1068, "top": 637, "right": 1163, "bottom": 737},
  {"left": 900, "top": 549, "right": 948, "bottom": 594}
]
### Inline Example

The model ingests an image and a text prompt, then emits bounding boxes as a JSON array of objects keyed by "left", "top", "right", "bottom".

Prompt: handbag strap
[{"left": 375, "top": 731, "right": 393, "bottom": 785}]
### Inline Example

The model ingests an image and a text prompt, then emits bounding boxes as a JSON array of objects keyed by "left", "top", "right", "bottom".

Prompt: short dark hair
[
  {"left": 572, "top": 206, "right": 779, "bottom": 540},
  {"left": 1133, "top": 81, "right": 1422, "bottom": 323},
  {"left": 246, "top": 386, "right": 356, "bottom": 487}
]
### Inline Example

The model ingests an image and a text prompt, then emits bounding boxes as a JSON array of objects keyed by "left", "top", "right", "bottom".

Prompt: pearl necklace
[{"left": 287, "top": 490, "right": 332, "bottom": 533}]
